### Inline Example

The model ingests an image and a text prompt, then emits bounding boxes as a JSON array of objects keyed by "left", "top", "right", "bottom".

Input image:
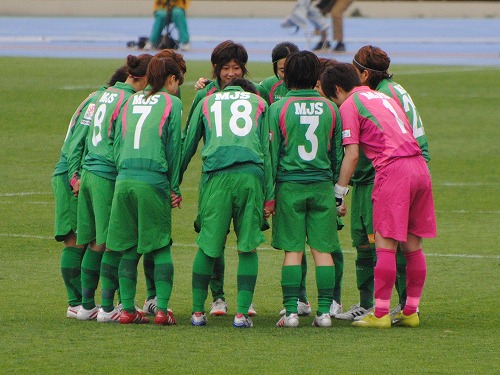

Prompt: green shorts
[
  {"left": 350, "top": 183, "right": 375, "bottom": 247},
  {"left": 106, "top": 179, "right": 172, "bottom": 254},
  {"left": 52, "top": 173, "right": 78, "bottom": 242},
  {"left": 197, "top": 172, "right": 265, "bottom": 258},
  {"left": 76, "top": 170, "right": 115, "bottom": 246},
  {"left": 271, "top": 181, "right": 340, "bottom": 253}
]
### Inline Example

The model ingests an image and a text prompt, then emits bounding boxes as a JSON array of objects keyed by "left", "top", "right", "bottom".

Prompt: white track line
[{"left": 1, "top": 233, "right": 498, "bottom": 259}]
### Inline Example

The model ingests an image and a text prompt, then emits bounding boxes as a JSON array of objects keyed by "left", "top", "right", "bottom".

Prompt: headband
[{"left": 353, "top": 58, "right": 388, "bottom": 73}]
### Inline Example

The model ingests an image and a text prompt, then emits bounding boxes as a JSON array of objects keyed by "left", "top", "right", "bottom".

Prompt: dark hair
[
  {"left": 353, "top": 45, "right": 392, "bottom": 89},
  {"left": 318, "top": 57, "right": 338, "bottom": 74},
  {"left": 211, "top": 40, "right": 248, "bottom": 81},
  {"left": 107, "top": 65, "right": 128, "bottom": 87},
  {"left": 155, "top": 49, "right": 187, "bottom": 76},
  {"left": 146, "top": 55, "right": 185, "bottom": 96},
  {"left": 126, "top": 53, "right": 153, "bottom": 78},
  {"left": 320, "top": 63, "right": 361, "bottom": 99},
  {"left": 226, "top": 77, "right": 258, "bottom": 94},
  {"left": 271, "top": 42, "right": 299, "bottom": 77},
  {"left": 284, "top": 51, "right": 320, "bottom": 90}
]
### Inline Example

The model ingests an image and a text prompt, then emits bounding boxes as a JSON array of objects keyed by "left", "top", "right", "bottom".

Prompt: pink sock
[
  {"left": 403, "top": 249, "right": 427, "bottom": 316},
  {"left": 374, "top": 248, "right": 397, "bottom": 318}
]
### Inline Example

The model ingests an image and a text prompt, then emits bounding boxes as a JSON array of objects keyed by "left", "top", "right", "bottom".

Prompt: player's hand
[
  {"left": 334, "top": 183, "right": 349, "bottom": 216},
  {"left": 194, "top": 77, "right": 209, "bottom": 90},
  {"left": 69, "top": 172, "right": 81, "bottom": 197},
  {"left": 171, "top": 192, "right": 182, "bottom": 208},
  {"left": 264, "top": 200, "right": 275, "bottom": 219},
  {"left": 337, "top": 203, "right": 347, "bottom": 217}
]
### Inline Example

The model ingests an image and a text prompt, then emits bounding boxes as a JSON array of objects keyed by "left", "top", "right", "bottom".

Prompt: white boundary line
[
  {"left": 2, "top": 35, "right": 500, "bottom": 44},
  {"left": 1, "top": 233, "right": 498, "bottom": 259},
  {"left": 1, "top": 181, "right": 499, "bottom": 197}
]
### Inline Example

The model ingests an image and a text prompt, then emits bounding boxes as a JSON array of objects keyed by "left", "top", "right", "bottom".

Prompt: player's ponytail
[{"left": 147, "top": 56, "right": 183, "bottom": 96}]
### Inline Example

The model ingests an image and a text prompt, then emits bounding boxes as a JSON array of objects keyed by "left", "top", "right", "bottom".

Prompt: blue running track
[{"left": 0, "top": 17, "right": 499, "bottom": 66}]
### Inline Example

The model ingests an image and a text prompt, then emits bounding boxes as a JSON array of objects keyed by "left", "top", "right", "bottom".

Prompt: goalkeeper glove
[{"left": 334, "top": 183, "right": 349, "bottom": 214}]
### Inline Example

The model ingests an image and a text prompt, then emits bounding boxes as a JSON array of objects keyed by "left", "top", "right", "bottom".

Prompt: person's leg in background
[
  {"left": 171, "top": 7, "right": 190, "bottom": 50},
  {"left": 330, "top": 0, "right": 353, "bottom": 52}
]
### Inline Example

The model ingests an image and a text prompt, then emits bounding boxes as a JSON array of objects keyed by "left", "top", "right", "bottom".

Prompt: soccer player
[
  {"left": 180, "top": 77, "right": 273, "bottom": 328},
  {"left": 336, "top": 45, "right": 431, "bottom": 321},
  {"left": 71, "top": 54, "right": 153, "bottom": 322},
  {"left": 257, "top": 41, "right": 313, "bottom": 317},
  {"left": 257, "top": 42, "right": 299, "bottom": 105},
  {"left": 106, "top": 53, "right": 185, "bottom": 325},
  {"left": 270, "top": 51, "right": 343, "bottom": 328},
  {"left": 52, "top": 65, "right": 128, "bottom": 318},
  {"left": 184, "top": 40, "right": 259, "bottom": 317},
  {"left": 140, "top": 48, "right": 188, "bottom": 316},
  {"left": 315, "top": 57, "right": 345, "bottom": 318},
  {"left": 321, "top": 63, "right": 436, "bottom": 328}
]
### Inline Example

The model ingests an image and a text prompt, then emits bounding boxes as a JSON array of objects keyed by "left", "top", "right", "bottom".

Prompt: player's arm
[
  {"left": 66, "top": 100, "right": 95, "bottom": 195},
  {"left": 329, "top": 104, "right": 344, "bottom": 183},
  {"left": 165, "top": 97, "right": 183, "bottom": 203},
  {"left": 267, "top": 104, "right": 281, "bottom": 184},
  {"left": 335, "top": 143, "right": 358, "bottom": 216},
  {"left": 259, "top": 105, "right": 275, "bottom": 217},
  {"left": 113, "top": 107, "right": 126, "bottom": 171},
  {"left": 179, "top": 99, "right": 205, "bottom": 183},
  {"left": 182, "top": 89, "right": 205, "bottom": 142}
]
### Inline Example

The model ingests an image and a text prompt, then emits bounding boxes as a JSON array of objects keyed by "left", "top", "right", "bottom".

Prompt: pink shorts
[{"left": 372, "top": 156, "right": 436, "bottom": 242}]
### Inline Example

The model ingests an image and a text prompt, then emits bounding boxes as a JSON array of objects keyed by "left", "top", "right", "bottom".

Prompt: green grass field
[{"left": 0, "top": 57, "right": 499, "bottom": 374}]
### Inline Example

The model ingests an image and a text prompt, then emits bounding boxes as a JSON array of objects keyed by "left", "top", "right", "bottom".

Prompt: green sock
[
  {"left": 100, "top": 250, "right": 121, "bottom": 312},
  {"left": 61, "top": 246, "right": 84, "bottom": 306},
  {"left": 118, "top": 247, "right": 141, "bottom": 313},
  {"left": 298, "top": 254, "right": 308, "bottom": 303},
  {"left": 152, "top": 246, "right": 174, "bottom": 313},
  {"left": 396, "top": 249, "right": 407, "bottom": 307},
  {"left": 236, "top": 252, "right": 258, "bottom": 316},
  {"left": 315, "top": 265, "right": 335, "bottom": 315},
  {"left": 209, "top": 248, "right": 225, "bottom": 301},
  {"left": 143, "top": 252, "right": 156, "bottom": 301},
  {"left": 356, "top": 245, "right": 376, "bottom": 309},
  {"left": 281, "top": 265, "right": 301, "bottom": 315},
  {"left": 332, "top": 249, "right": 344, "bottom": 303},
  {"left": 192, "top": 248, "right": 215, "bottom": 313},
  {"left": 81, "top": 248, "right": 104, "bottom": 310}
]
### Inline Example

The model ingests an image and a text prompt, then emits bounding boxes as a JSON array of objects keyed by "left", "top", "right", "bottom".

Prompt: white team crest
[{"left": 342, "top": 129, "right": 351, "bottom": 139}]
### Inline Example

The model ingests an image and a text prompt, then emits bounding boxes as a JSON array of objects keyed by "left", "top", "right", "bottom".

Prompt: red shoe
[
  {"left": 154, "top": 309, "right": 176, "bottom": 326},
  {"left": 120, "top": 309, "right": 150, "bottom": 324}
]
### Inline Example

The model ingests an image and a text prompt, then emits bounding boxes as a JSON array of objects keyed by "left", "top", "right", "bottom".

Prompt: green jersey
[
  {"left": 114, "top": 89, "right": 183, "bottom": 194},
  {"left": 268, "top": 89, "right": 343, "bottom": 184},
  {"left": 257, "top": 76, "right": 289, "bottom": 105},
  {"left": 377, "top": 78, "right": 430, "bottom": 162},
  {"left": 54, "top": 88, "right": 103, "bottom": 177},
  {"left": 181, "top": 85, "right": 274, "bottom": 202},
  {"left": 184, "top": 79, "right": 262, "bottom": 140},
  {"left": 82, "top": 82, "right": 136, "bottom": 180}
]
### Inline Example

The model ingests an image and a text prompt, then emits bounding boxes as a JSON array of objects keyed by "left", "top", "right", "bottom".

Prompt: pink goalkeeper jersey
[{"left": 340, "top": 86, "right": 422, "bottom": 171}]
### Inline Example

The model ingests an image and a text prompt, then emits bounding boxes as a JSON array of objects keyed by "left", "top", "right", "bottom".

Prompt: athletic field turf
[{"left": 0, "top": 57, "right": 498, "bottom": 373}]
